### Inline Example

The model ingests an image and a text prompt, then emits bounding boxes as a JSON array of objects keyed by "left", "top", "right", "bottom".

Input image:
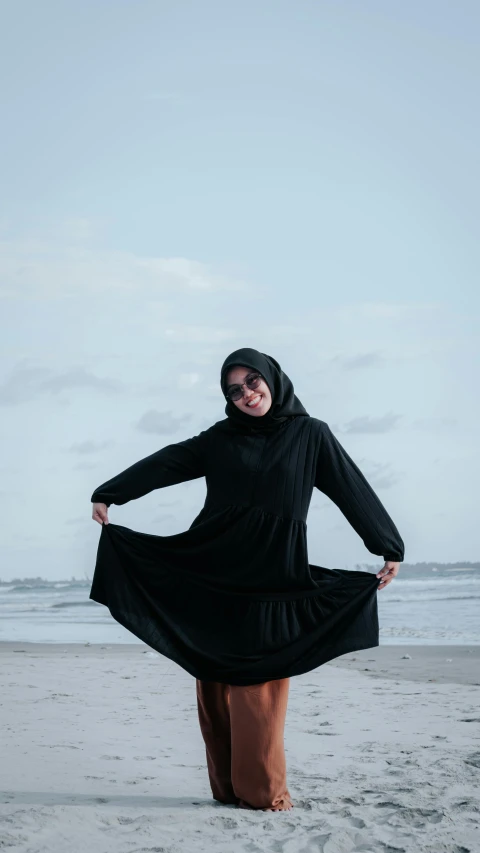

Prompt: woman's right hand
[{"left": 92, "top": 502, "right": 109, "bottom": 525}]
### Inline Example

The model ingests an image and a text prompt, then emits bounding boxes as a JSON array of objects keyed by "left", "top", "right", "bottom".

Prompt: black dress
[{"left": 90, "top": 416, "right": 404, "bottom": 685}]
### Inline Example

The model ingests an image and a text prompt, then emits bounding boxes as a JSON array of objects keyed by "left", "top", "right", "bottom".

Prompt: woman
[{"left": 90, "top": 347, "right": 404, "bottom": 812}]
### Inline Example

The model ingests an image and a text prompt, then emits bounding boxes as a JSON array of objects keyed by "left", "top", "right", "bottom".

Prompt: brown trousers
[{"left": 196, "top": 677, "right": 291, "bottom": 810}]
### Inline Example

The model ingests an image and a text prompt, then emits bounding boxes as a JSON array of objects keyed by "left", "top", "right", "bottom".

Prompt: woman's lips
[{"left": 246, "top": 395, "right": 262, "bottom": 408}]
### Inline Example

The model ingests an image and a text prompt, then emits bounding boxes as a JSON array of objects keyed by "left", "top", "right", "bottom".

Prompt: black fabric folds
[{"left": 89, "top": 348, "right": 405, "bottom": 685}]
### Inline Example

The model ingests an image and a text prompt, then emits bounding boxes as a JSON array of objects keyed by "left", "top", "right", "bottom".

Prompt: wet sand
[{"left": 328, "top": 643, "right": 480, "bottom": 686}]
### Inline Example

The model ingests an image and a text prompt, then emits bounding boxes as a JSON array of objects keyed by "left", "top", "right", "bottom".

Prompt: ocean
[{"left": 0, "top": 570, "right": 479, "bottom": 646}]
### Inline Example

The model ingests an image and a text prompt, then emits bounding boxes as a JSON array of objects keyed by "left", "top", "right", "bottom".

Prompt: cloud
[
  {"left": 177, "top": 372, "right": 201, "bottom": 389},
  {"left": 164, "top": 326, "right": 236, "bottom": 343},
  {"left": 186, "top": 325, "right": 314, "bottom": 353},
  {"left": 197, "top": 416, "right": 217, "bottom": 430},
  {"left": 151, "top": 513, "right": 177, "bottom": 524},
  {"left": 42, "top": 367, "right": 121, "bottom": 394},
  {"left": 65, "top": 516, "right": 91, "bottom": 525},
  {"left": 412, "top": 416, "right": 456, "bottom": 430},
  {"left": 0, "top": 363, "right": 122, "bottom": 405},
  {"left": 47, "top": 218, "right": 103, "bottom": 244},
  {"left": 310, "top": 498, "right": 331, "bottom": 511},
  {"left": 328, "top": 522, "right": 348, "bottom": 533},
  {"left": 135, "top": 409, "right": 194, "bottom": 435},
  {"left": 352, "top": 303, "right": 410, "bottom": 320},
  {"left": 0, "top": 237, "right": 248, "bottom": 300},
  {"left": 341, "top": 413, "right": 402, "bottom": 434},
  {"left": 142, "top": 92, "right": 179, "bottom": 101},
  {"left": 68, "top": 440, "right": 112, "bottom": 454},
  {"left": 73, "top": 461, "right": 99, "bottom": 471},
  {"left": 359, "top": 460, "right": 402, "bottom": 489},
  {"left": 261, "top": 326, "right": 313, "bottom": 342},
  {"left": 177, "top": 359, "right": 215, "bottom": 371},
  {"left": 340, "top": 352, "right": 386, "bottom": 370}
]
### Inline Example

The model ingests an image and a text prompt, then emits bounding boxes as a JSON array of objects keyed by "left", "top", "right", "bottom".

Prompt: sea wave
[
  {"left": 391, "top": 576, "right": 480, "bottom": 587},
  {"left": 3, "top": 582, "right": 90, "bottom": 594},
  {"left": 0, "top": 600, "right": 97, "bottom": 612},
  {"left": 381, "top": 593, "right": 480, "bottom": 603}
]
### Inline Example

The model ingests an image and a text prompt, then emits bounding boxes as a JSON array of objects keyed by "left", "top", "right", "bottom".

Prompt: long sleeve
[
  {"left": 91, "top": 431, "right": 208, "bottom": 507},
  {"left": 314, "top": 422, "right": 404, "bottom": 562}
]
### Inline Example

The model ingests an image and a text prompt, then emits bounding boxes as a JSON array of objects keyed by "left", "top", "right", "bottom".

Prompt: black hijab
[{"left": 220, "top": 347, "right": 310, "bottom": 433}]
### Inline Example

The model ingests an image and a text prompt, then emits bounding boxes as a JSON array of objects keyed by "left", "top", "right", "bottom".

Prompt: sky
[{"left": 0, "top": 0, "right": 479, "bottom": 580}]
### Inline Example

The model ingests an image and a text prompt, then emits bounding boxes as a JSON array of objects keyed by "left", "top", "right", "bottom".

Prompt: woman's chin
[{"left": 246, "top": 405, "right": 271, "bottom": 417}]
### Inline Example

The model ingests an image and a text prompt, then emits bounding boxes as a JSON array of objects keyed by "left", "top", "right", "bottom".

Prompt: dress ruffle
[{"left": 90, "top": 515, "right": 381, "bottom": 685}]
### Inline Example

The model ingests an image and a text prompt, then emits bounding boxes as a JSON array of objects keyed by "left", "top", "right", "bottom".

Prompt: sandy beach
[{"left": 1, "top": 642, "right": 479, "bottom": 852}]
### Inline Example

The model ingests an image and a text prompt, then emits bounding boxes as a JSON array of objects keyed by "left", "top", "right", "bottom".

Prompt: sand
[
  {"left": 1, "top": 642, "right": 479, "bottom": 852},
  {"left": 328, "top": 644, "right": 480, "bottom": 686}
]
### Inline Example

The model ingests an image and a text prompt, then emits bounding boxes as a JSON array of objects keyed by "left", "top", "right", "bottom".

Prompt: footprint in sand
[
  {"left": 295, "top": 796, "right": 331, "bottom": 810},
  {"left": 207, "top": 815, "right": 238, "bottom": 829},
  {"left": 341, "top": 796, "right": 364, "bottom": 806},
  {"left": 129, "top": 849, "right": 167, "bottom": 853},
  {"left": 384, "top": 806, "right": 444, "bottom": 828},
  {"left": 333, "top": 807, "right": 366, "bottom": 829},
  {"left": 305, "top": 729, "right": 339, "bottom": 736}
]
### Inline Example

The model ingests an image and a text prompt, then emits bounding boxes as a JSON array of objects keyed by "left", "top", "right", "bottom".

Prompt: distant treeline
[
  {"left": 356, "top": 561, "right": 480, "bottom": 570},
  {"left": 2, "top": 562, "right": 479, "bottom": 586}
]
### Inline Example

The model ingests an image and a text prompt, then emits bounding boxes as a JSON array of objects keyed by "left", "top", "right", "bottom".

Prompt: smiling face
[{"left": 225, "top": 365, "right": 273, "bottom": 417}]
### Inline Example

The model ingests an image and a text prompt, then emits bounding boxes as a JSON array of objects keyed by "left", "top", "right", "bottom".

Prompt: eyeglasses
[{"left": 226, "top": 372, "right": 262, "bottom": 401}]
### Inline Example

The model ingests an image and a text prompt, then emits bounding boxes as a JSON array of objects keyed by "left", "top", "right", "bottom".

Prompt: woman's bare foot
[
  {"left": 238, "top": 795, "right": 294, "bottom": 811},
  {"left": 264, "top": 798, "right": 294, "bottom": 811}
]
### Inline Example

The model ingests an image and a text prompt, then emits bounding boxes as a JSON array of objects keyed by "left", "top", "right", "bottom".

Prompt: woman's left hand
[{"left": 376, "top": 561, "right": 400, "bottom": 590}]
